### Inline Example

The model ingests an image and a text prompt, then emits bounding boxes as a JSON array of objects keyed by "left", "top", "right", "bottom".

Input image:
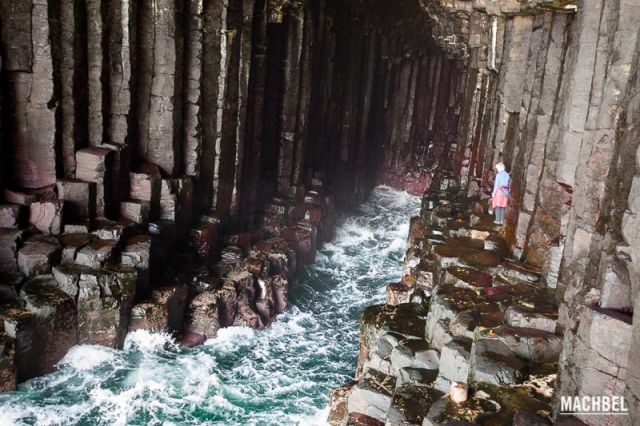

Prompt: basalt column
[{"left": 0, "top": 0, "right": 57, "bottom": 189}]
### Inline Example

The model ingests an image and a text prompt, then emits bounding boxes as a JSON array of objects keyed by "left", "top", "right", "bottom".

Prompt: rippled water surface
[{"left": 0, "top": 186, "right": 420, "bottom": 426}]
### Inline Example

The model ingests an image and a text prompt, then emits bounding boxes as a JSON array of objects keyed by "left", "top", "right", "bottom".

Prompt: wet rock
[
  {"left": 17, "top": 239, "right": 61, "bottom": 277},
  {"left": 76, "top": 265, "right": 137, "bottom": 347},
  {"left": 347, "top": 370, "right": 396, "bottom": 421},
  {"left": 29, "top": 200, "right": 64, "bottom": 235},
  {"left": 129, "top": 284, "right": 188, "bottom": 335},
  {"left": 328, "top": 382, "right": 356, "bottom": 426},
  {"left": 387, "top": 384, "right": 443, "bottom": 425},
  {"left": 470, "top": 338, "right": 526, "bottom": 385},
  {"left": 271, "top": 275, "right": 288, "bottom": 315},
  {"left": 180, "top": 332, "right": 207, "bottom": 348},
  {"left": 293, "top": 222, "right": 317, "bottom": 264},
  {"left": 75, "top": 239, "right": 117, "bottom": 269},
  {"left": 233, "top": 289, "right": 264, "bottom": 329},
  {"left": 0, "top": 204, "right": 22, "bottom": 228},
  {"left": 186, "top": 291, "right": 220, "bottom": 341},
  {"left": 0, "top": 332, "right": 16, "bottom": 392},
  {"left": 215, "top": 282, "right": 238, "bottom": 327},
  {"left": 17, "top": 276, "right": 77, "bottom": 380},
  {"left": 255, "top": 277, "right": 276, "bottom": 325}
]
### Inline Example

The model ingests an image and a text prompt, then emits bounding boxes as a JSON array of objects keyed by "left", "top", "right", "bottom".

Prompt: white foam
[
  {"left": 124, "top": 329, "right": 176, "bottom": 352},
  {"left": 58, "top": 345, "right": 118, "bottom": 371}
]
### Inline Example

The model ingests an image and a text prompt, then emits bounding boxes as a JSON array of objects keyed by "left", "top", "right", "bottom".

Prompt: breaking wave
[{"left": 0, "top": 186, "right": 420, "bottom": 426}]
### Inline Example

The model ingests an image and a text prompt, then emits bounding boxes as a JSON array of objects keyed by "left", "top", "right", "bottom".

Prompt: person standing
[{"left": 492, "top": 162, "right": 510, "bottom": 225}]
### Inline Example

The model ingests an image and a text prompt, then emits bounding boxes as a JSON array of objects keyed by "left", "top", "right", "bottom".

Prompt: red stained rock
[
  {"left": 180, "top": 332, "right": 207, "bottom": 347},
  {"left": 271, "top": 275, "right": 288, "bottom": 315},
  {"left": 189, "top": 222, "right": 218, "bottom": 266},
  {"left": 233, "top": 289, "right": 264, "bottom": 329}
]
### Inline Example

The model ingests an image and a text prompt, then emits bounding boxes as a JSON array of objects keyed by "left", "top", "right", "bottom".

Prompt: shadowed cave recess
[{"left": 0, "top": 0, "right": 639, "bottom": 425}]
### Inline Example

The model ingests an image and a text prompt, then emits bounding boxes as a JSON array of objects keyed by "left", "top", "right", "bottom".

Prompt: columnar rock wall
[
  {"left": 0, "top": 0, "right": 466, "bottom": 391},
  {"left": 421, "top": 1, "right": 640, "bottom": 424},
  {"left": 1, "top": 1, "right": 640, "bottom": 422}
]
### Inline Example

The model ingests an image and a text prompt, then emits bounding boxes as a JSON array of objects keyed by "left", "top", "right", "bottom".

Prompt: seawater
[{"left": 0, "top": 186, "right": 420, "bottom": 426}]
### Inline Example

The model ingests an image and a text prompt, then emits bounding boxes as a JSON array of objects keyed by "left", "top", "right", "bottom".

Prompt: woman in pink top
[{"left": 492, "top": 162, "right": 510, "bottom": 225}]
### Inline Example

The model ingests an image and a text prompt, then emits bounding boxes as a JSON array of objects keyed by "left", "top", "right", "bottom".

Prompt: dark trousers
[{"left": 495, "top": 207, "right": 505, "bottom": 224}]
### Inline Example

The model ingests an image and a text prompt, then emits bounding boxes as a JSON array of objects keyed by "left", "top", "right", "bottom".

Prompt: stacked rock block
[
  {"left": 0, "top": 144, "right": 150, "bottom": 389},
  {"left": 129, "top": 178, "right": 337, "bottom": 347},
  {"left": 0, "top": 169, "right": 337, "bottom": 389},
  {"left": 329, "top": 184, "right": 562, "bottom": 425}
]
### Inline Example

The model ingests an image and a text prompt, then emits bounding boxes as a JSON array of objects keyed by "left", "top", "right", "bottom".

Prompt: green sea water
[{"left": 0, "top": 186, "right": 420, "bottom": 426}]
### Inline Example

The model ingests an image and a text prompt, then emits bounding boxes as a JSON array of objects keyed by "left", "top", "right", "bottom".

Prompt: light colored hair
[{"left": 495, "top": 162, "right": 505, "bottom": 172}]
